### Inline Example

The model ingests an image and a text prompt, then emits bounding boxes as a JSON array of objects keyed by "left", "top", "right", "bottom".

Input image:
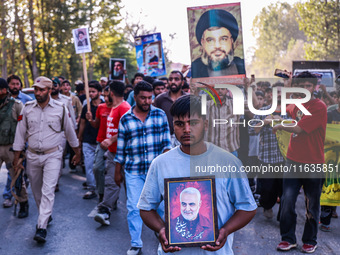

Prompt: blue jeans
[
  {"left": 280, "top": 159, "right": 323, "bottom": 246},
  {"left": 93, "top": 144, "right": 106, "bottom": 195},
  {"left": 3, "top": 171, "right": 13, "bottom": 199},
  {"left": 125, "top": 171, "right": 146, "bottom": 248},
  {"left": 82, "top": 143, "right": 97, "bottom": 191}
]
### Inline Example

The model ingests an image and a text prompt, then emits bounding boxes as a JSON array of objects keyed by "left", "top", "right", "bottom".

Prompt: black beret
[
  {"left": 196, "top": 9, "right": 239, "bottom": 45},
  {"left": 0, "top": 78, "right": 8, "bottom": 89}
]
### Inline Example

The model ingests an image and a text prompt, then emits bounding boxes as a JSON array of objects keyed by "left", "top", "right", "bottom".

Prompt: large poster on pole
[
  {"left": 134, "top": 33, "right": 166, "bottom": 77},
  {"left": 187, "top": 3, "right": 245, "bottom": 85}
]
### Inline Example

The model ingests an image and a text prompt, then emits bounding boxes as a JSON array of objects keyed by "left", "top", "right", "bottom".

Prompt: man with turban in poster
[{"left": 191, "top": 9, "right": 245, "bottom": 78}]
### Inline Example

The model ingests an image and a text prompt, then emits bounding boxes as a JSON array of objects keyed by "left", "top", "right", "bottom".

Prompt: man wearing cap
[
  {"left": 12, "top": 76, "right": 81, "bottom": 243},
  {"left": 0, "top": 78, "right": 28, "bottom": 217},
  {"left": 191, "top": 9, "right": 245, "bottom": 78},
  {"left": 100, "top": 77, "right": 108, "bottom": 89}
]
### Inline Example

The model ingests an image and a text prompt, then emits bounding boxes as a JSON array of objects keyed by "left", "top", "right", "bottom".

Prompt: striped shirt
[
  {"left": 114, "top": 105, "right": 172, "bottom": 175},
  {"left": 206, "top": 98, "right": 240, "bottom": 152}
]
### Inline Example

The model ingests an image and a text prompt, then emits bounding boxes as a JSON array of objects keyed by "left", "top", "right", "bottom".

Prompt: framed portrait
[
  {"left": 72, "top": 27, "right": 92, "bottom": 54},
  {"left": 109, "top": 58, "right": 126, "bottom": 81},
  {"left": 164, "top": 176, "right": 218, "bottom": 247},
  {"left": 187, "top": 3, "right": 245, "bottom": 85},
  {"left": 134, "top": 33, "right": 166, "bottom": 77}
]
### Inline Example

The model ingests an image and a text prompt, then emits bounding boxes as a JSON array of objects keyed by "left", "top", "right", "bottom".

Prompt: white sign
[{"left": 72, "top": 27, "right": 92, "bottom": 54}]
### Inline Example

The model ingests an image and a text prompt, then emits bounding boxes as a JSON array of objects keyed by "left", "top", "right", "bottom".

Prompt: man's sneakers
[
  {"left": 277, "top": 242, "right": 317, "bottom": 253},
  {"left": 34, "top": 228, "right": 47, "bottom": 243},
  {"left": 277, "top": 241, "right": 297, "bottom": 251},
  {"left": 301, "top": 244, "right": 317, "bottom": 253},
  {"left": 319, "top": 224, "right": 331, "bottom": 232},
  {"left": 94, "top": 207, "right": 111, "bottom": 226},
  {"left": 3, "top": 199, "right": 13, "bottom": 208},
  {"left": 18, "top": 201, "right": 29, "bottom": 218},
  {"left": 127, "top": 247, "right": 142, "bottom": 255},
  {"left": 83, "top": 190, "right": 97, "bottom": 199}
]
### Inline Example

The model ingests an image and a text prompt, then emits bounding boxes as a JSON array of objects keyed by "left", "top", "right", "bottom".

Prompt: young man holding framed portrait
[{"left": 138, "top": 95, "right": 256, "bottom": 254}]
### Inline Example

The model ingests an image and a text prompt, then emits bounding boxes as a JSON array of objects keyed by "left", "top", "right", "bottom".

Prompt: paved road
[{"left": 1, "top": 163, "right": 339, "bottom": 255}]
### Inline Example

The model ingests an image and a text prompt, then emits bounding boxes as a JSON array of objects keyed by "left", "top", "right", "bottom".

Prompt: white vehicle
[{"left": 293, "top": 69, "right": 336, "bottom": 92}]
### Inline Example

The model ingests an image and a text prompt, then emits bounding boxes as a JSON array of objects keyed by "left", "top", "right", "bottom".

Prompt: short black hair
[
  {"left": 109, "top": 80, "right": 125, "bottom": 97},
  {"left": 182, "top": 81, "right": 189, "bottom": 90},
  {"left": 256, "top": 81, "right": 271, "bottom": 88},
  {"left": 134, "top": 73, "right": 144, "bottom": 79},
  {"left": 265, "top": 87, "right": 272, "bottom": 94},
  {"left": 295, "top": 71, "right": 317, "bottom": 86},
  {"left": 76, "top": 84, "right": 84, "bottom": 92},
  {"left": 78, "top": 31, "right": 84, "bottom": 36},
  {"left": 134, "top": 81, "right": 153, "bottom": 96},
  {"left": 170, "top": 70, "right": 184, "bottom": 81},
  {"left": 104, "top": 85, "right": 110, "bottom": 92},
  {"left": 255, "top": 91, "right": 264, "bottom": 97},
  {"left": 152, "top": 80, "right": 165, "bottom": 90},
  {"left": 272, "top": 81, "right": 284, "bottom": 88},
  {"left": 159, "top": 77, "right": 168, "bottom": 82},
  {"left": 143, "top": 76, "right": 155, "bottom": 85},
  {"left": 170, "top": 95, "right": 204, "bottom": 119},
  {"left": 0, "top": 78, "right": 8, "bottom": 89},
  {"left": 89, "top": 80, "right": 102, "bottom": 92},
  {"left": 7, "top": 74, "right": 22, "bottom": 87},
  {"left": 61, "top": 80, "right": 71, "bottom": 86},
  {"left": 58, "top": 76, "right": 65, "bottom": 80}
]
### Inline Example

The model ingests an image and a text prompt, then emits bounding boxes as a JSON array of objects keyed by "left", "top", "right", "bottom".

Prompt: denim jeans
[
  {"left": 280, "top": 159, "right": 323, "bottom": 245},
  {"left": 125, "top": 171, "right": 146, "bottom": 248},
  {"left": 3, "top": 172, "right": 13, "bottom": 199},
  {"left": 93, "top": 144, "right": 106, "bottom": 195},
  {"left": 82, "top": 143, "right": 97, "bottom": 191}
]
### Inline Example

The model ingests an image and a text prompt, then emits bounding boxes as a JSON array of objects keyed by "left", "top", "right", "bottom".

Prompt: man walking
[
  {"left": 13, "top": 76, "right": 81, "bottom": 243},
  {"left": 0, "top": 78, "right": 28, "bottom": 217},
  {"left": 114, "top": 81, "right": 171, "bottom": 255}
]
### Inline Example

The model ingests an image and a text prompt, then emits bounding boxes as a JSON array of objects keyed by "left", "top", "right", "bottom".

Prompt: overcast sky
[{"left": 121, "top": 0, "right": 301, "bottom": 65}]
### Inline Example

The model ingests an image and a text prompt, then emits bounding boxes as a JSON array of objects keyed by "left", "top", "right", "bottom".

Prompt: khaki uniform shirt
[
  {"left": 13, "top": 98, "right": 79, "bottom": 152},
  {"left": 55, "top": 93, "right": 76, "bottom": 128}
]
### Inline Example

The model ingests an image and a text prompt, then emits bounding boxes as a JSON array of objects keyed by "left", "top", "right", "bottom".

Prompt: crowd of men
[{"left": 0, "top": 68, "right": 339, "bottom": 255}]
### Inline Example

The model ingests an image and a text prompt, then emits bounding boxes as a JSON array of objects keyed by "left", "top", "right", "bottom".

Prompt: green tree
[
  {"left": 296, "top": 0, "right": 340, "bottom": 60},
  {"left": 249, "top": 2, "right": 307, "bottom": 77}
]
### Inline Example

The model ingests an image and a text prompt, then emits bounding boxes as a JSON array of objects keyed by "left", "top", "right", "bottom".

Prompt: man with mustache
[
  {"left": 2, "top": 75, "right": 32, "bottom": 209},
  {"left": 170, "top": 187, "right": 214, "bottom": 243},
  {"left": 114, "top": 81, "right": 171, "bottom": 255},
  {"left": 112, "top": 61, "right": 124, "bottom": 81},
  {"left": 191, "top": 9, "right": 245, "bottom": 78},
  {"left": 13, "top": 76, "right": 80, "bottom": 243},
  {"left": 153, "top": 71, "right": 188, "bottom": 146}
]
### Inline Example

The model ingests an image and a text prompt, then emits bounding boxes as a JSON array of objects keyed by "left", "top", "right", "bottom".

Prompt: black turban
[{"left": 195, "top": 9, "right": 239, "bottom": 45}]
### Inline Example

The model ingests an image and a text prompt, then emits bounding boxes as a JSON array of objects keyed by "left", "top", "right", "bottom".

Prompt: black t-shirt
[
  {"left": 327, "top": 108, "right": 340, "bottom": 124},
  {"left": 80, "top": 100, "right": 103, "bottom": 144}
]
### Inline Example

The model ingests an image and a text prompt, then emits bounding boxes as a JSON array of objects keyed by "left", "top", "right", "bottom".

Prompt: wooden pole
[{"left": 82, "top": 52, "right": 90, "bottom": 112}]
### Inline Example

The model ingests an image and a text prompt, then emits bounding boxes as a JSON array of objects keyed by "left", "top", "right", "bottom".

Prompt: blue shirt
[
  {"left": 137, "top": 142, "right": 257, "bottom": 255},
  {"left": 15, "top": 91, "right": 33, "bottom": 104},
  {"left": 114, "top": 105, "right": 171, "bottom": 175}
]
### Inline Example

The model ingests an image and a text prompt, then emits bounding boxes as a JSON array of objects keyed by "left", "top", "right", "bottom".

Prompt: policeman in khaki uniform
[
  {"left": 0, "top": 78, "right": 29, "bottom": 217},
  {"left": 13, "top": 76, "right": 81, "bottom": 243}
]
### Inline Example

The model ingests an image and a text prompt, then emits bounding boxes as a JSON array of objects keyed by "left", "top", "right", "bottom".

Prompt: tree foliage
[
  {"left": 0, "top": 0, "right": 138, "bottom": 86},
  {"left": 296, "top": 0, "right": 340, "bottom": 60},
  {"left": 249, "top": 2, "right": 307, "bottom": 77}
]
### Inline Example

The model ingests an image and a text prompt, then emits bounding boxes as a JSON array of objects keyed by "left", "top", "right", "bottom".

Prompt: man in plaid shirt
[
  {"left": 249, "top": 82, "right": 288, "bottom": 219},
  {"left": 114, "top": 81, "right": 172, "bottom": 255}
]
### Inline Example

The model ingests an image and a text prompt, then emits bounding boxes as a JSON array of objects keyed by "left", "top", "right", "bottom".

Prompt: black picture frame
[{"left": 164, "top": 176, "right": 218, "bottom": 247}]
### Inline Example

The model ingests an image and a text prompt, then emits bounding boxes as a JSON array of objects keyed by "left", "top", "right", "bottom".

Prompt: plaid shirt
[
  {"left": 248, "top": 105, "right": 288, "bottom": 163},
  {"left": 114, "top": 105, "right": 172, "bottom": 175}
]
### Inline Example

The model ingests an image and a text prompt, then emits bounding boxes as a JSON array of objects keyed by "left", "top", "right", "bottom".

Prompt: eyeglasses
[{"left": 169, "top": 77, "right": 180, "bottom": 81}]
